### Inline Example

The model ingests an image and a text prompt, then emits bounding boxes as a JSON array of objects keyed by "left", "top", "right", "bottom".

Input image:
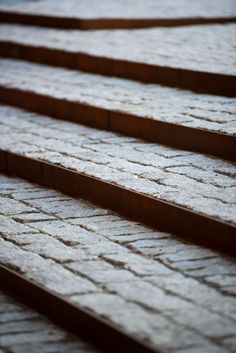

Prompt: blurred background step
[
  {"left": 0, "top": 174, "right": 236, "bottom": 353},
  {"left": 0, "top": 59, "right": 235, "bottom": 161},
  {"left": 0, "top": 24, "right": 235, "bottom": 96},
  {"left": 0, "top": 267, "right": 154, "bottom": 353},
  {"left": 0, "top": 289, "right": 103, "bottom": 353},
  {"left": 0, "top": 105, "right": 235, "bottom": 254},
  {"left": 0, "top": 0, "right": 235, "bottom": 29}
]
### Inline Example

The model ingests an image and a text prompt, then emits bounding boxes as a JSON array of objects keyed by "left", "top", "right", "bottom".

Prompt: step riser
[
  {"left": 0, "top": 41, "right": 235, "bottom": 97},
  {"left": 1, "top": 150, "right": 235, "bottom": 256},
  {"left": 0, "top": 86, "right": 235, "bottom": 162},
  {"left": 0, "top": 11, "right": 235, "bottom": 29}
]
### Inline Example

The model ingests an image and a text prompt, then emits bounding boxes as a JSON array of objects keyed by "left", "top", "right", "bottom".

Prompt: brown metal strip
[
  {"left": 0, "top": 41, "right": 235, "bottom": 97},
  {"left": 0, "top": 265, "right": 157, "bottom": 353},
  {"left": 0, "top": 10, "right": 235, "bottom": 29},
  {"left": 0, "top": 85, "right": 235, "bottom": 162},
  {"left": 0, "top": 150, "right": 235, "bottom": 256}
]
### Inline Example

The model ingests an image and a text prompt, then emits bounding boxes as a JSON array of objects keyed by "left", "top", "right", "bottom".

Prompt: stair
[
  {"left": 0, "top": 24, "right": 235, "bottom": 95},
  {"left": 0, "top": 2, "right": 235, "bottom": 353},
  {"left": 0, "top": 103, "right": 235, "bottom": 254},
  {"left": 1, "top": 174, "right": 236, "bottom": 353},
  {"left": 0, "top": 59, "right": 235, "bottom": 160}
]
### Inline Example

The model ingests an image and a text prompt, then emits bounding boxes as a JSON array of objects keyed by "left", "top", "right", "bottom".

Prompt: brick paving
[
  {"left": 0, "top": 0, "right": 235, "bottom": 20},
  {"left": 0, "top": 174, "right": 236, "bottom": 352},
  {"left": 0, "top": 59, "right": 235, "bottom": 136},
  {"left": 0, "top": 24, "right": 235, "bottom": 75},
  {"left": 0, "top": 290, "right": 100, "bottom": 353},
  {"left": 0, "top": 2, "right": 235, "bottom": 351},
  {"left": 0, "top": 105, "right": 235, "bottom": 226}
]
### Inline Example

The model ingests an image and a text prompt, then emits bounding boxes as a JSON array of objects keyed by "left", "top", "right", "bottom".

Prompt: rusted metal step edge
[
  {"left": 0, "top": 10, "right": 235, "bottom": 29},
  {"left": 0, "top": 86, "right": 235, "bottom": 162},
  {"left": 0, "top": 150, "right": 235, "bottom": 256},
  {"left": 0, "top": 41, "right": 235, "bottom": 97},
  {"left": 0, "top": 265, "right": 156, "bottom": 353}
]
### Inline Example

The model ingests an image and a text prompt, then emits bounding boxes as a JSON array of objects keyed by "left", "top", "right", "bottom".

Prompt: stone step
[
  {"left": 0, "top": 173, "right": 236, "bottom": 353},
  {"left": 0, "top": 0, "right": 235, "bottom": 29},
  {"left": 0, "top": 24, "right": 235, "bottom": 96},
  {"left": 0, "top": 59, "right": 235, "bottom": 161},
  {"left": 0, "top": 105, "right": 235, "bottom": 254},
  {"left": 0, "top": 289, "right": 102, "bottom": 353}
]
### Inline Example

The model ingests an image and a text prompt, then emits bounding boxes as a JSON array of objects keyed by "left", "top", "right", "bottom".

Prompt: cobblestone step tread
[
  {"left": 0, "top": 290, "right": 100, "bottom": 353},
  {"left": 0, "top": 174, "right": 236, "bottom": 353},
  {"left": 0, "top": 0, "right": 235, "bottom": 29},
  {"left": 0, "top": 105, "right": 235, "bottom": 252},
  {"left": 0, "top": 59, "right": 235, "bottom": 160},
  {"left": 0, "top": 24, "right": 235, "bottom": 96}
]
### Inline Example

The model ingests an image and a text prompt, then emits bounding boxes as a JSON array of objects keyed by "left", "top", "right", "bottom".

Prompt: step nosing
[
  {"left": 1, "top": 38, "right": 235, "bottom": 80},
  {"left": 0, "top": 104, "right": 235, "bottom": 235},
  {"left": 0, "top": 23, "right": 235, "bottom": 96},
  {"left": 1, "top": 149, "right": 235, "bottom": 256},
  {"left": 0, "top": 83, "right": 234, "bottom": 138},
  {"left": 0, "top": 61, "right": 235, "bottom": 162},
  {"left": 0, "top": 3, "right": 236, "bottom": 30}
]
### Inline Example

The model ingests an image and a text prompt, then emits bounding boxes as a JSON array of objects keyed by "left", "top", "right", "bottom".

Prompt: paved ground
[
  {"left": 0, "top": 105, "right": 235, "bottom": 225},
  {"left": 0, "top": 0, "right": 235, "bottom": 19},
  {"left": 0, "top": 24, "right": 235, "bottom": 75},
  {"left": 0, "top": 290, "right": 100, "bottom": 353},
  {"left": 0, "top": 59, "right": 235, "bottom": 136},
  {"left": 0, "top": 174, "right": 236, "bottom": 353}
]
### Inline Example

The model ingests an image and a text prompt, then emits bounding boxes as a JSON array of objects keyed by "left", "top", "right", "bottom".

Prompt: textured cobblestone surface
[
  {"left": 0, "top": 290, "right": 100, "bottom": 353},
  {"left": 0, "top": 105, "right": 235, "bottom": 225},
  {"left": 0, "top": 59, "right": 236, "bottom": 135},
  {"left": 0, "top": 24, "right": 235, "bottom": 75},
  {"left": 0, "top": 0, "right": 235, "bottom": 19},
  {"left": 0, "top": 174, "right": 236, "bottom": 353}
]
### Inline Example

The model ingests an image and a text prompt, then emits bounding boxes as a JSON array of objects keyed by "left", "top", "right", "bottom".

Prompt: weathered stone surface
[
  {"left": 0, "top": 174, "right": 236, "bottom": 352},
  {"left": 177, "top": 345, "right": 230, "bottom": 353},
  {"left": 0, "top": 59, "right": 236, "bottom": 135},
  {"left": 0, "top": 291, "right": 99, "bottom": 353},
  {"left": 12, "top": 212, "right": 55, "bottom": 223},
  {"left": 0, "top": 105, "right": 235, "bottom": 226},
  {"left": 0, "top": 239, "right": 97, "bottom": 295},
  {"left": 0, "top": 0, "right": 235, "bottom": 20},
  {"left": 0, "top": 196, "right": 36, "bottom": 215},
  {"left": 0, "top": 214, "right": 37, "bottom": 235},
  {"left": 70, "top": 292, "right": 209, "bottom": 352}
]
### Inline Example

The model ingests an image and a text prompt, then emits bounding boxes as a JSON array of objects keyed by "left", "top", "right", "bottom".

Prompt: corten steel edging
[
  {"left": 0, "top": 41, "right": 235, "bottom": 97},
  {"left": 0, "top": 85, "right": 235, "bottom": 162},
  {"left": 0, "top": 150, "right": 236, "bottom": 256},
  {"left": 0, "top": 10, "right": 235, "bottom": 29},
  {"left": 0, "top": 265, "right": 156, "bottom": 353}
]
